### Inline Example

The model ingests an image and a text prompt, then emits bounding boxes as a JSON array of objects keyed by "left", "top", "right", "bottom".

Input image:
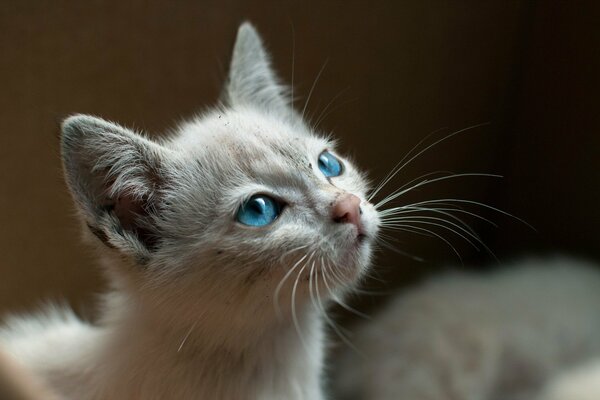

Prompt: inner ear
[{"left": 110, "top": 192, "right": 161, "bottom": 252}]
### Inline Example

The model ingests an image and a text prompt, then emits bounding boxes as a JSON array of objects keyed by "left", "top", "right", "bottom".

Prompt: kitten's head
[{"left": 61, "top": 23, "right": 379, "bottom": 327}]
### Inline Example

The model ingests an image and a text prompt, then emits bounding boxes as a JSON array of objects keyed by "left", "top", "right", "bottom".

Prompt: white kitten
[
  {"left": 333, "top": 257, "right": 600, "bottom": 400},
  {"left": 0, "top": 23, "right": 380, "bottom": 400}
]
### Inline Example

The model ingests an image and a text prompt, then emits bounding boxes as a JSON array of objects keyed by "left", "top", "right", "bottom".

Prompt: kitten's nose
[{"left": 331, "top": 193, "right": 362, "bottom": 230}]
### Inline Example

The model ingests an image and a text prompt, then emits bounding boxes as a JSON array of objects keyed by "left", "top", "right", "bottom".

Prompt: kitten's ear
[
  {"left": 223, "top": 22, "right": 294, "bottom": 118},
  {"left": 61, "top": 115, "right": 168, "bottom": 261}
]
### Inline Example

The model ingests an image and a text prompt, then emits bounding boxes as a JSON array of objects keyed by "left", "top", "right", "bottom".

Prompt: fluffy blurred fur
[{"left": 333, "top": 257, "right": 600, "bottom": 400}]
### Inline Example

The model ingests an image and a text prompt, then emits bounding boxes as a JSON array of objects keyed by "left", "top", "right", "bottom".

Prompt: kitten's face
[
  {"left": 161, "top": 107, "right": 378, "bottom": 288},
  {"left": 61, "top": 24, "right": 379, "bottom": 320}
]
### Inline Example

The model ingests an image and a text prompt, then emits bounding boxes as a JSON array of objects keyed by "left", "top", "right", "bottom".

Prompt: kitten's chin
[
  {"left": 292, "top": 236, "right": 372, "bottom": 289},
  {"left": 335, "top": 235, "right": 374, "bottom": 284}
]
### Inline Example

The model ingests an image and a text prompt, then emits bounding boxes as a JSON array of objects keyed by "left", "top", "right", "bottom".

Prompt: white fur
[
  {"left": 0, "top": 333, "right": 61, "bottom": 400},
  {"left": 0, "top": 23, "right": 379, "bottom": 399},
  {"left": 333, "top": 257, "right": 600, "bottom": 400},
  {"left": 539, "top": 360, "right": 600, "bottom": 400}
]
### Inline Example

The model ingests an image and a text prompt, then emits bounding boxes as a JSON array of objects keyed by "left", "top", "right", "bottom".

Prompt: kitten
[
  {"left": 0, "top": 23, "right": 380, "bottom": 399},
  {"left": 333, "top": 257, "right": 600, "bottom": 400}
]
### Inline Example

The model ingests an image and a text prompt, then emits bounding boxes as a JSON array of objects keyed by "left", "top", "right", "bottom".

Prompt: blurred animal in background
[{"left": 333, "top": 257, "right": 600, "bottom": 400}]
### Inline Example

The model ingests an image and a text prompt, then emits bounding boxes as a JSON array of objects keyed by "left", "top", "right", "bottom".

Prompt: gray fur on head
[{"left": 60, "top": 22, "right": 379, "bottom": 340}]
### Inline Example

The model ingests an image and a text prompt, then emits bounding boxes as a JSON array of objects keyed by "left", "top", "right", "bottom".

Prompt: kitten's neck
[{"left": 93, "top": 290, "right": 326, "bottom": 400}]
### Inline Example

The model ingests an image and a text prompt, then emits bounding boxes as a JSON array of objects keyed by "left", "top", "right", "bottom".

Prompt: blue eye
[
  {"left": 236, "top": 195, "right": 282, "bottom": 227},
  {"left": 318, "top": 150, "right": 343, "bottom": 177}
]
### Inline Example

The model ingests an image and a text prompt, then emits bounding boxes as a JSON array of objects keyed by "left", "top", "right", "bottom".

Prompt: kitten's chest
[
  {"left": 92, "top": 322, "right": 326, "bottom": 400},
  {"left": 98, "top": 356, "right": 324, "bottom": 400}
]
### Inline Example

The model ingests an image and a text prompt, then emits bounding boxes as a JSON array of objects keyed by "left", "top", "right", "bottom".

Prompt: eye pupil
[
  {"left": 318, "top": 151, "right": 343, "bottom": 177},
  {"left": 318, "top": 157, "right": 328, "bottom": 170},
  {"left": 236, "top": 195, "right": 281, "bottom": 227},
  {"left": 249, "top": 198, "right": 265, "bottom": 213}
]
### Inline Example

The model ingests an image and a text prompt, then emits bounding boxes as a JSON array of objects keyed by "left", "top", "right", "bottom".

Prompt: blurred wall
[{"left": 0, "top": 1, "right": 598, "bottom": 317}]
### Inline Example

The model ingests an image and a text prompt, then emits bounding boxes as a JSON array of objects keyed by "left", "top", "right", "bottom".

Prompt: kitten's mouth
[{"left": 357, "top": 233, "right": 367, "bottom": 244}]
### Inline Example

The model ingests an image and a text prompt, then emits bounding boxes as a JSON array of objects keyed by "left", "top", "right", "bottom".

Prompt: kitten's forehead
[{"left": 173, "top": 108, "right": 329, "bottom": 176}]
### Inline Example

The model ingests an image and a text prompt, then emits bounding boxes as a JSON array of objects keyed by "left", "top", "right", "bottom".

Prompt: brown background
[{"left": 1, "top": 1, "right": 599, "bottom": 323}]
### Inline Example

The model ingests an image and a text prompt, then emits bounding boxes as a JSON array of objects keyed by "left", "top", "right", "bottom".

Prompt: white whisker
[
  {"left": 313, "top": 87, "right": 351, "bottom": 129},
  {"left": 381, "top": 206, "right": 479, "bottom": 236},
  {"left": 301, "top": 59, "right": 329, "bottom": 121},
  {"left": 291, "top": 252, "right": 313, "bottom": 352},
  {"left": 369, "top": 123, "right": 489, "bottom": 202},
  {"left": 381, "top": 217, "right": 481, "bottom": 251},
  {"left": 383, "top": 224, "right": 464, "bottom": 263},
  {"left": 290, "top": 22, "right": 296, "bottom": 113},
  {"left": 368, "top": 127, "right": 451, "bottom": 201},
  {"left": 315, "top": 258, "right": 362, "bottom": 355},
  {"left": 392, "top": 198, "right": 535, "bottom": 230},
  {"left": 375, "top": 235, "right": 426, "bottom": 262},
  {"left": 322, "top": 262, "right": 371, "bottom": 320},
  {"left": 376, "top": 173, "right": 502, "bottom": 209},
  {"left": 274, "top": 252, "right": 309, "bottom": 319},
  {"left": 177, "top": 320, "right": 199, "bottom": 353},
  {"left": 381, "top": 204, "right": 498, "bottom": 228}
]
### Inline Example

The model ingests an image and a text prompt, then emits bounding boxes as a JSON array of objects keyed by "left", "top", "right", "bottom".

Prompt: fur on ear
[
  {"left": 223, "top": 22, "right": 295, "bottom": 119},
  {"left": 61, "top": 115, "right": 169, "bottom": 260}
]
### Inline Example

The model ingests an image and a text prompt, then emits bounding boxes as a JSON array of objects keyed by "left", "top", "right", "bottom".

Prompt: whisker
[
  {"left": 376, "top": 173, "right": 502, "bottom": 209},
  {"left": 384, "top": 217, "right": 500, "bottom": 263},
  {"left": 301, "top": 59, "right": 329, "bottom": 121},
  {"left": 381, "top": 217, "right": 481, "bottom": 251},
  {"left": 308, "top": 258, "right": 318, "bottom": 331},
  {"left": 312, "top": 87, "right": 351, "bottom": 129},
  {"left": 375, "top": 237, "right": 426, "bottom": 262},
  {"left": 291, "top": 252, "right": 313, "bottom": 352},
  {"left": 290, "top": 21, "right": 296, "bottom": 113},
  {"left": 372, "top": 170, "right": 453, "bottom": 206},
  {"left": 322, "top": 263, "right": 371, "bottom": 320},
  {"left": 320, "top": 250, "right": 387, "bottom": 291},
  {"left": 274, "top": 251, "right": 309, "bottom": 319},
  {"left": 381, "top": 205, "right": 498, "bottom": 228},
  {"left": 277, "top": 244, "right": 309, "bottom": 264},
  {"left": 369, "top": 123, "right": 489, "bottom": 202},
  {"left": 382, "top": 224, "right": 464, "bottom": 264},
  {"left": 177, "top": 320, "right": 199, "bottom": 353},
  {"left": 315, "top": 259, "right": 362, "bottom": 355},
  {"left": 397, "top": 198, "right": 535, "bottom": 230},
  {"left": 381, "top": 206, "right": 478, "bottom": 236},
  {"left": 368, "top": 127, "right": 450, "bottom": 201}
]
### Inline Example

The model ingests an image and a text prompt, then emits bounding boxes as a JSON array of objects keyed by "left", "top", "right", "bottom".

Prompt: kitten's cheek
[
  {"left": 358, "top": 242, "right": 374, "bottom": 272},
  {"left": 358, "top": 206, "right": 380, "bottom": 240}
]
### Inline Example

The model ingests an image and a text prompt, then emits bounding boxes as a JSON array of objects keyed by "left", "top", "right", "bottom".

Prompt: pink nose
[{"left": 331, "top": 193, "right": 362, "bottom": 229}]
